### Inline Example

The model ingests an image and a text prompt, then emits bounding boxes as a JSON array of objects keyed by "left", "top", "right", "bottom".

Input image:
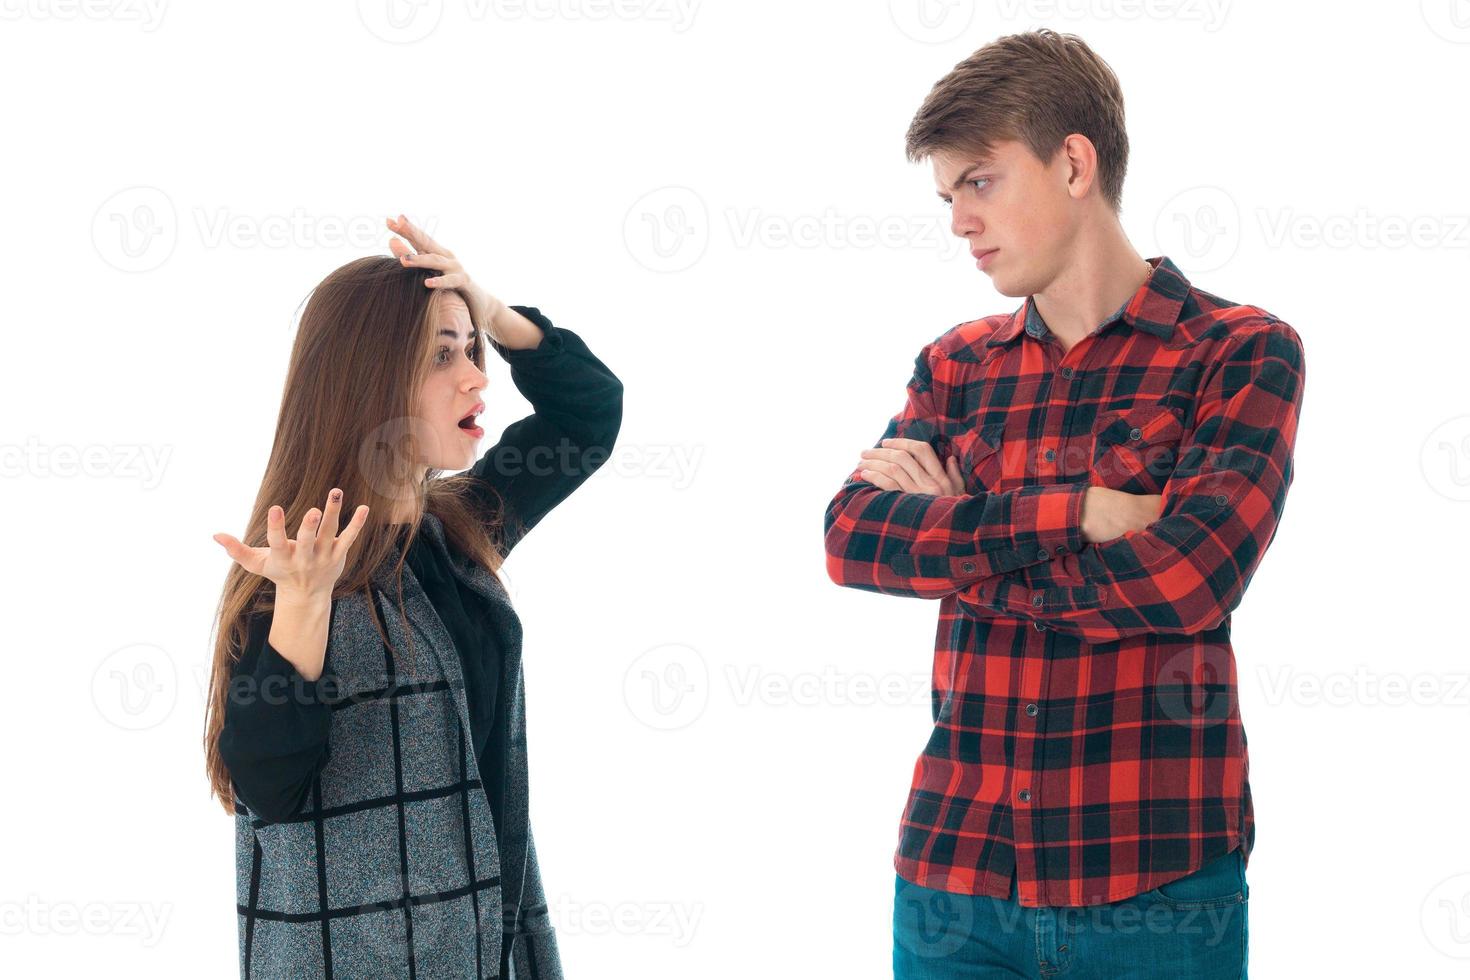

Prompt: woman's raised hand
[
  {"left": 387, "top": 213, "right": 505, "bottom": 333},
  {"left": 213, "top": 489, "right": 369, "bottom": 600}
]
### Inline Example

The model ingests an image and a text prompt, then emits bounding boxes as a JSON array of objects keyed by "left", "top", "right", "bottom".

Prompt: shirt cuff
[
  {"left": 488, "top": 304, "right": 565, "bottom": 359},
  {"left": 243, "top": 640, "right": 333, "bottom": 712},
  {"left": 1007, "top": 482, "right": 1088, "bottom": 562}
]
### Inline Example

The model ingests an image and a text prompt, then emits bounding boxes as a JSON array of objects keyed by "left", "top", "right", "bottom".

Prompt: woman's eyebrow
[{"left": 436, "top": 327, "right": 479, "bottom": 340}]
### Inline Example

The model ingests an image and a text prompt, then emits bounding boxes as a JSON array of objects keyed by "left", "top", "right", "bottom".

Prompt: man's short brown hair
[{"left": 905, "top": 29, "right": 1130, "bottom": 213}]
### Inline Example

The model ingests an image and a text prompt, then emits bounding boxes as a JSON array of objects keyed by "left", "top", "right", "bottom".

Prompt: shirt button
[
  {"left": 1036, "top": 548, "right": 1048, "bottom": 560},
  {"left": 1033, "top": 621, "right": 1046, "bottom": 631},
  {"left": 1043, "top": 448, "right": 1056, "bottom": 462},
  {"left": 1032, "top": 593, "right": 1044, "bottom": 607},
  {"left": 1129, "top": 426, "right": 1142, "bottom": 441},
  {"left": 1061, "top": 366, "right": 1074, "bottom": 380},
  {"left": 1214, "top": 493, "right": 1229, "bottom": 505},
  {"left": 1025, "top": 703, "right": 1038, "bottom": 716},
  {"left": 961, "top": 560, "right": 976, "bottom": 573},
  {"left": 1018, "top": 788, "right": 1031, "bottom": 802}
]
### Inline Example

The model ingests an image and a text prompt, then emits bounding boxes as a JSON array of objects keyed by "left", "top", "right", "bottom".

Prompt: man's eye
[{"left": 969, "top": 177, "right": 991, "bottom": 192}]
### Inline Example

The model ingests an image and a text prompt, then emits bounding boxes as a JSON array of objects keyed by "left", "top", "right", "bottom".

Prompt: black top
[{"left": 220, "top": 305, "right": 622, "bottom": 830}]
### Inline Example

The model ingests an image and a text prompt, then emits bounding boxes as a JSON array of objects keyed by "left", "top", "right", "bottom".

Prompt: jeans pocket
[{"left": 1143, "top": 847, "right": 1246, "bottom": 910}]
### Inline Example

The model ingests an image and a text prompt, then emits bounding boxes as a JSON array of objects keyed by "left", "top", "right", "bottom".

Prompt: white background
[{"left": 3, "top": 0, "right": 1468, "bottom": 976}]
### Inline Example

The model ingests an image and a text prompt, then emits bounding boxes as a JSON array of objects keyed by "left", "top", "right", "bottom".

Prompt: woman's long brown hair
[{"left": 202, "top": 255, "right": 506, "bottom": 815}]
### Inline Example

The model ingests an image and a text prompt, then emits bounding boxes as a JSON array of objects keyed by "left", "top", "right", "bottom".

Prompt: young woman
[{"left": 203, "top": 215, "right": 622, "bottom": 979}]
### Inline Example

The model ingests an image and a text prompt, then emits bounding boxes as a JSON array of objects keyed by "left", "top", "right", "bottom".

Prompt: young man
[{"left": 823, "top": 29, "right": 1303, "bottom": 978}]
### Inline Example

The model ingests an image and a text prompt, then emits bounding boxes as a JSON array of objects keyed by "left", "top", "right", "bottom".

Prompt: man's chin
[{"left": 988, "top": 275, "right": 1025, "bottom": 298}]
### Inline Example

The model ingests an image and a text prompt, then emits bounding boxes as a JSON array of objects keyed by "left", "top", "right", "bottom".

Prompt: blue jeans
[{"left": 893, "top": 848, "right": 1248, "bottom": 979}]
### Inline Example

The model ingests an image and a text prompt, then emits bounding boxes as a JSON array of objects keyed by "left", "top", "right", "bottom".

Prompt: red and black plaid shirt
[{"left": 824, "top": 255, "right": 1305, "bottom": 907}]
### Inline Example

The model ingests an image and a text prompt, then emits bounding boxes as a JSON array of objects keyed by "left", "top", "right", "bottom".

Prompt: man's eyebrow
[{"left": 936, "top": 160, "right": 995, "bottom": 197}]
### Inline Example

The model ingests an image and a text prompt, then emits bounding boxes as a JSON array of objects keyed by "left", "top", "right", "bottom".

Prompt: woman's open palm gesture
[{"left": 213, "top": 489, "right": 369, "bottom": 599}]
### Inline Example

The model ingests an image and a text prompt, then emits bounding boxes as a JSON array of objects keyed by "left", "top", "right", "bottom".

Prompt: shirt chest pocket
[
  {"left": 951, "top": 421, "right": 1008, "bottom": 495},
  {"left": 1088, "top": 403, "right": 1184, "bottom": 495}
]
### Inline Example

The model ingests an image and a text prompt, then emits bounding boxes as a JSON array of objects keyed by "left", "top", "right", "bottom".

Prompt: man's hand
[
  {"left": 855, "top": 440, "right": 1164, "bottom": 544},
  {"left": 1081, "top": 486, "right": 1164, "bottom": 544},
  {"left": 858, "top": 438, "right": 966, "bottom": 495}
]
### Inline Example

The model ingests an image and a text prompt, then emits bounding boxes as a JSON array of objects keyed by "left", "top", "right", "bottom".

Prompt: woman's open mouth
[{"left": 457, "top": 404, "right": 484, "bottom": 440}]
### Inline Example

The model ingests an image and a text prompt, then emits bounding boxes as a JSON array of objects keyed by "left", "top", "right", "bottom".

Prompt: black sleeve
[
  {"left": 468, "top": 305, "right": 623, "bottom": 557},
  {"left": 217, "top": 612, "right": 334, "bottom": 823}
]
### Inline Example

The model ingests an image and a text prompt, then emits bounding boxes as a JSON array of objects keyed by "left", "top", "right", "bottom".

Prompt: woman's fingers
[
  {"left": 265, "top": 504, "right": 288, "bottom": 552},
  {"left": 333, "top": 504, "right": 370, "bottom": 557},
  {"left": 387, "top": 217, "right": 429, "bottom": 258},
  {"left": 318, "top": 489, "right": 343, "bottom": 544},
  {"left": 398, "top": 248, "right": 452, "bottom": 270},
  {"left": 391, "top": 236, "right": 467, "bottom": 291},
  {"left": 388, "top": 214, "right": 451, "bottom": 258},
  {"left": 212, "top": 532, "right": 243, "bottom": 562},
  {"left": 423, "top": 271, "right": 467, "bottom": 289},
  {"left": 297, "top": 507, "right": 322, "bottom": 550},
  {"left": 213, "top": 533, "right": 266, "bottom": 576},
  {"left": 397, "top": 245, "right": 466, "bottom": 290}
]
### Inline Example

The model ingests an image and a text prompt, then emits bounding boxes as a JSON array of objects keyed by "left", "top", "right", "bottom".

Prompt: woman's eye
[{"left": 435, "top": 344, "right": 479, "bottom": 366}]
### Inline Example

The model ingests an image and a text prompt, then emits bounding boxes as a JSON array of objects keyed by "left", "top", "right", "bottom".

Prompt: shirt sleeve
[
  {"left": 956, "top": 322, "right": 1305, "bottom": 641},
  {"left": 217, "top": 611, "right": 334, "bottom": 823},
  {"left": 823, "top": 338, "right": 1089, "bottom": 600},
  {"left": 467, "top": 305, "right": 623, "bottom": 558}
]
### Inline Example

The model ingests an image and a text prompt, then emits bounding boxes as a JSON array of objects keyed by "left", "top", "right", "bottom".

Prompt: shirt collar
[{"left": 985, "top": 255, "right": 1190, "bottom": 348}]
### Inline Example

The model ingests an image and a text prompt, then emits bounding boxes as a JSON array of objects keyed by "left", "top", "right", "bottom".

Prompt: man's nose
[{"left": 951, "top": 203, "right": 982, "bottom": 239}]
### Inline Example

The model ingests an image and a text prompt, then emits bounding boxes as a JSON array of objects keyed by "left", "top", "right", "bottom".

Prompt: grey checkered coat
[{"left": 233, "top": 512, "right": 562, "bottom": 978}]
